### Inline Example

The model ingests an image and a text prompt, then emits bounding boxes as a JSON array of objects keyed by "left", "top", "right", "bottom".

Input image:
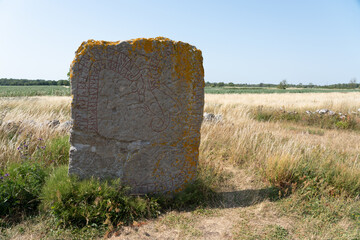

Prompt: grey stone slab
[{"left": 68, "top": 37, "right": 204, "bottom": 194}]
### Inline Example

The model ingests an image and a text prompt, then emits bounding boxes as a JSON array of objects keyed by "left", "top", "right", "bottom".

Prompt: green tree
[
  {"left": 277, "top": 79, "right": 287, "bottom": 89},
  {"left": 350, "top": 78, "right": 357, "bottom": 89}
]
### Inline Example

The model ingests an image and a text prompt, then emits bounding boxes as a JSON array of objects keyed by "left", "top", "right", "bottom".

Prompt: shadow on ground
[{"left": 217, "top": 187, "right": 280, "bottom": 208}]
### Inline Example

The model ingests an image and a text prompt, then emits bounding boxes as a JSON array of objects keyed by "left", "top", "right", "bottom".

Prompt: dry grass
[
  {"left": 1, "top": 93, "right": 360, "bottom": 239},
  {"left": 203, "top": 93, "right": 360, "bottom": 195},
  {"left": 0, "top": 96, "right": 70, "bottom": 123},
  {"left": 205, "top": 92, "right": 360, "bottom": 112},
  {"left": 204, "top": 92, "right": 360, "bottom": 162},
  {"left": 0, "top": 96, "right": 70, "bottom": 167},
  {"left": 200, "top": 93, "right": 360, "bottom": 238},
  {"left": 1, "top": 93, "right": 359, "bottom": 191}
]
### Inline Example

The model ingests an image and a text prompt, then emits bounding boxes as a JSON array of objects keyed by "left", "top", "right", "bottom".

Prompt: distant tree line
[
  {"left": 205, "top": 79, "right": 359, "bottom": 89},
  {"left": 1, "top": 78, "right": 358, "bottom": 89},
  {"left": 0, "top": 78, "right": 70, "bottom": 86}
]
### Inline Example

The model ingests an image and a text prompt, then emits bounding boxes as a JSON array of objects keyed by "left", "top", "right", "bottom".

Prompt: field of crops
[
  {"left": 1, "top": 86, "right": 360, "bottom": 97},
  {"left": 205, "top": 87, "right": 360, "bottom": 94},
  {"left": 0, "top": 86, "right": 70, "bottom": 97}
]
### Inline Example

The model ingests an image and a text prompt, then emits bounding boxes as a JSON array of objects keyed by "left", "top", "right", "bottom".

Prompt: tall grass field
[{"left": 0, "top": 93, "right": 359, "bottom": 239}]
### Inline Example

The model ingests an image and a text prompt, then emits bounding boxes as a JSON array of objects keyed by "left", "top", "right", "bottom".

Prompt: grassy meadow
[{"left": 0, "top": 93, "right": 360, "bottom": 239}]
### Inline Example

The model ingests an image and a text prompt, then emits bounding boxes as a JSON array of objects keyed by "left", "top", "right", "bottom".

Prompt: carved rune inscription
[{"left": 69, "top": 38, "right": 204, "bottom": 194}]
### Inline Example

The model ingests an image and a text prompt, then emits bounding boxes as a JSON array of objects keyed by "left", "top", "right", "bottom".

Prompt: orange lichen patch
[
  {"left": 71, "top": 37, "right": 204, "bottom": 84},
  {"left": 130, "top": 38, "right": 155, "bottom": 54},
  {"left": 72, "top": 39, "right": 121, "bottom": 66},
  {"left": 73, "top": 37, "right": 175, "bottom": 61},
  {"left": 172, "top": 42, "right": 204, "bottom": 86}
]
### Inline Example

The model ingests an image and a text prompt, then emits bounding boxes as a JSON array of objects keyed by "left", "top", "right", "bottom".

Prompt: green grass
[
  {"left": 41, "top": 166, "right": 161, "bottom": 228},
  {"left": 33, "top": 136, "right": 70, "bottom": 166},
  {"left": 205, "top": 87, "right": 360, "bottom": 94},
  {"left": 0, "top": 86, "right": 70, "bottom": 97},
  {"left": 0, "top": 162, "right": 47, "bottom": 219}
]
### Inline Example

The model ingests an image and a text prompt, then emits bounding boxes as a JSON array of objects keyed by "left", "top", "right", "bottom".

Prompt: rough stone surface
[{"left": 68, "top": 37, "right": 204, "bottom": 194}]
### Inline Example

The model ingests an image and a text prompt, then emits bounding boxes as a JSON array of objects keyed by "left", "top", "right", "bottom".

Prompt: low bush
[
  {"left": 40, "top": 165, "right": 219, "bottom": 229},
  {"left": 263, "top": 151, "right": 360, "bottom": 198},
  {"left": 33, "top": 135, "right": 70, "bottom": 166},
  {"left": 0, "top": 162, "right": 47, "bottom": 217},
  {"left": 41, "top": 166, "right": 161, "bottom": 228},
  {"left": 252, "top": 107, "right": 360, "bottom": 131}
]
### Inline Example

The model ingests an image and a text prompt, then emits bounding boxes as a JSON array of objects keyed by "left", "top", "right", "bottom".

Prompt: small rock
[
  {"left": 203, "top": 112, "right": 222, "bottom": 122},
  {"left": 203, "top": 112, "right": 215, "bottom": 121},
  {"left": 22, "top": 120, "right": 37, "bottom": 126},
  {"left": 2, "top": 121, "right": 20, "bottom": 130},
  {"left": 328, "top": 110, "right": 336, "bottom": 116},
  {"left": 47, "top": 120, "right": 60, "bottom": 128},
  {"left": 287, "top": 111, "right": 297, "bottom": 115},
  {"left": 305, "top": 110, "right": 312, "bottom": 115},
  {"left": 214, "top": 114, "right": 223, "bottom": 122},
  {"left": 18, "top": 120, "right": 38, "bottom": 131},
  {"left": 318, "top": 109, "right": 329, "bottom": 114},
  {"left": 58, "top": 120, "right": 73, "bottom": 131}
]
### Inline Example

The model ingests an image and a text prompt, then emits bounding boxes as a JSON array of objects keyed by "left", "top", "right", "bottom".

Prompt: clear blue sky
[{"left": 1, "top": 0, "right": 359, "bottom": 85}]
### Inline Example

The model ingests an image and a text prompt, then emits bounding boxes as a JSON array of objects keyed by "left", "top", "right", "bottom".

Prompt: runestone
[{"left": 68, "top": 37, "right": 204, "bottom": 194}]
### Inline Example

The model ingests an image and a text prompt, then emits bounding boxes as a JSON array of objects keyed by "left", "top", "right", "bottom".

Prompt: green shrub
[
  {"left": 264, "top": 150, "right": 360, "bottom": 198},
  {"left": 253, "top": 107, "right": 360, "bottom": 131},
  {"left": 255, "top": 111, "right": 273, "bottom": 122},
  {"left": 41, "top": 166, "right": 161, "bottom": 228},
  {"left": 335, "top": 121, "right": 349, "bottom": 129},
  {"left": 0, "top": 162, "right": 47, "bottom": 217},
  {"left": 280, "top": 112, "right": 301, "bottom": 122},
  {"left": 34, "top": 136, "right": 70, "bottom": 166}
]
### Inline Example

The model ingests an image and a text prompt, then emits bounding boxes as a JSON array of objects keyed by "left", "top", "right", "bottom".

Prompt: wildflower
[{"left": 4, "top": 173, "right": 9, "bottom": 177}]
